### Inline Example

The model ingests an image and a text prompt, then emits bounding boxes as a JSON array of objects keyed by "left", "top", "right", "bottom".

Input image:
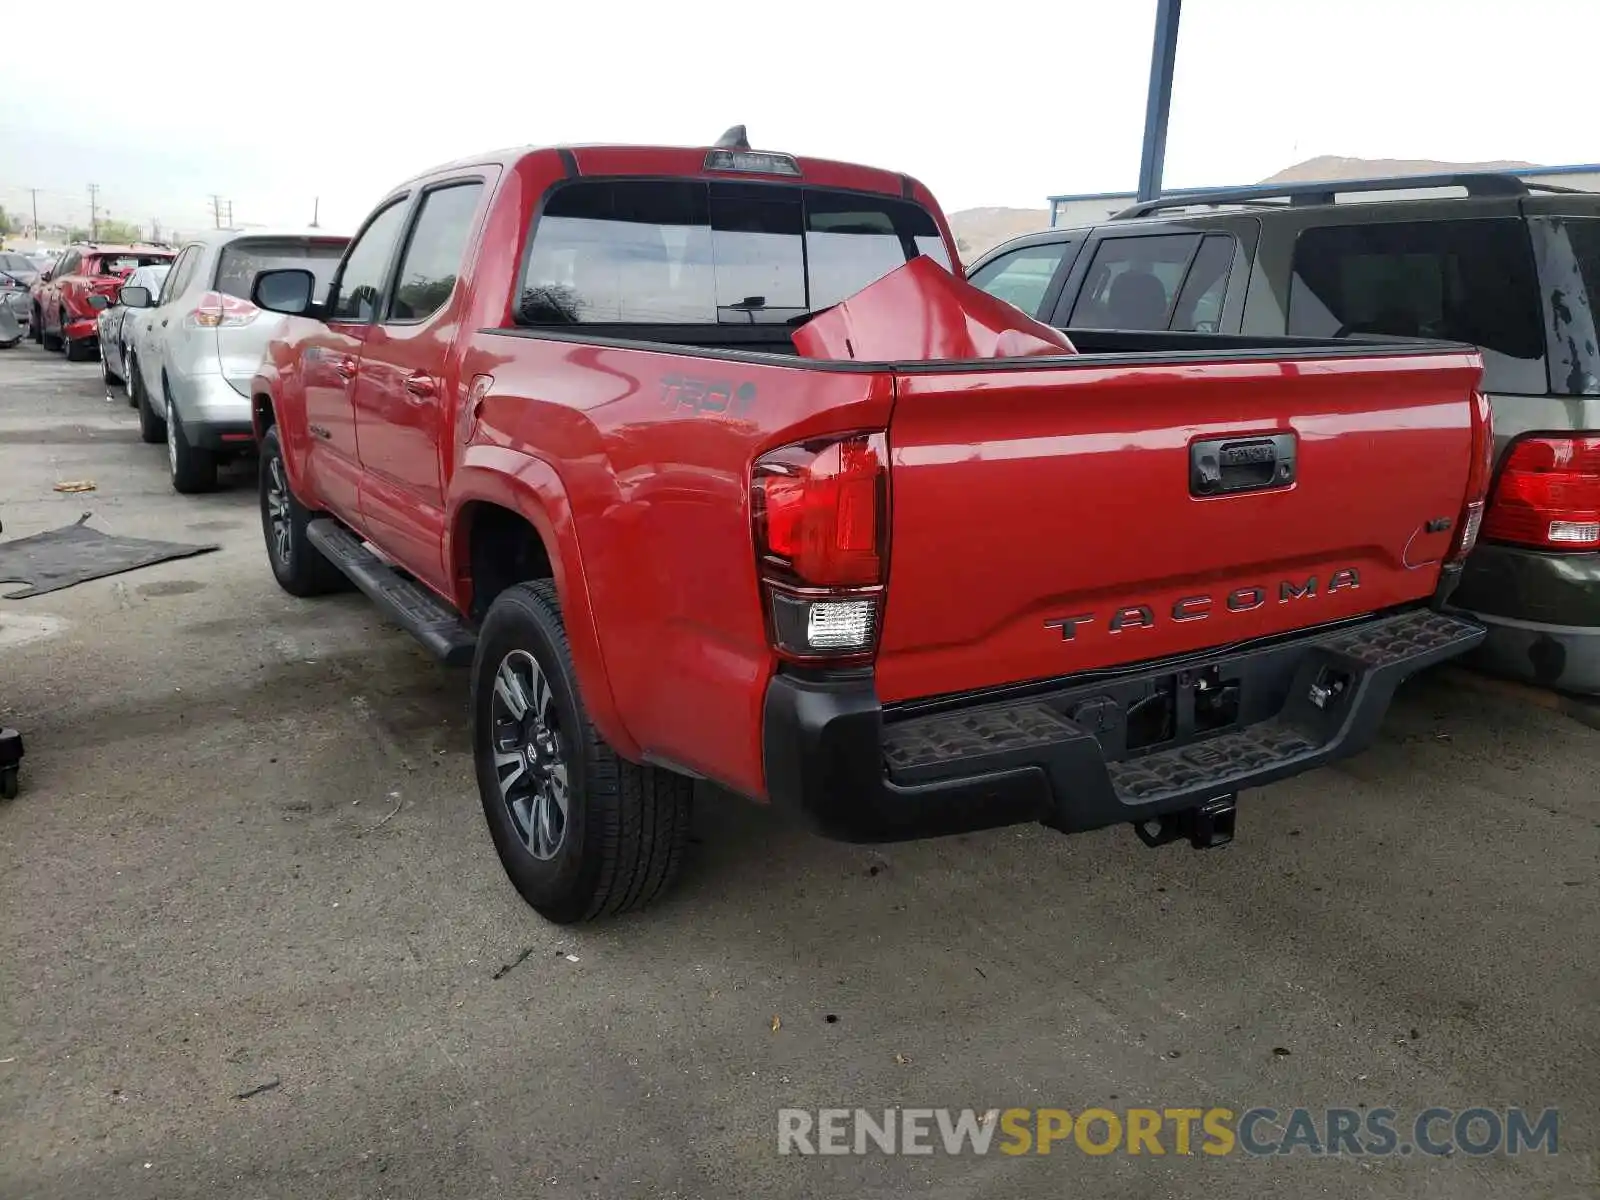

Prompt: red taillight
[
  {"left": 1481, "top": 434, "right": 1600, "bottom": 551},
  {"left": 752, "top": 432, "right": 888, "bottom": 661},
  {"left": 1447, "top": 391, "right": 1495, "bottom": 564},
  {"left": 190, "top": 290, "right": 259, "bottom": 329}
]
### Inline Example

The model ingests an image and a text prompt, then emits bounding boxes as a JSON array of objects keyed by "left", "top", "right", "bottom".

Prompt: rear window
[
  {"left": 88, "top": 254, "right": 170, "bottom": 276},
  {"left": 1288, "top": 219, "right": 1547, "bottom": 393},
  {"left": 518, "top": 179, "right": 950, "bottom": 325},
  {"left": 1535, "top": 216, "right": 1600, "bottom": 395},
  {"left": 216, "top": 238, "right": 346, "bottom": 303},
  {"left": 0, "top": 253, "right": 32, "bottom": 272}
]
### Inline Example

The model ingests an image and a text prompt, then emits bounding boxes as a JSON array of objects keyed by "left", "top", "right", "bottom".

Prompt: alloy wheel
[
  {"left": 265, "top": 456, "right": 292, "bottom": 566},
  {"left": 490, "top": 649, "right": 569, "bottom": 860}
]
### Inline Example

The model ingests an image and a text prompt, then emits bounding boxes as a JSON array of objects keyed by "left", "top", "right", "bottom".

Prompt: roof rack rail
[{"left": 1110, "top": 172, "right": 1586, "bottom": 219}]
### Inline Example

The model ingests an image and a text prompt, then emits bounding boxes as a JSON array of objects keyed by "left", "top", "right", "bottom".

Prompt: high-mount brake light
[
  {"left": 1447, "top": 391, "right": 1494, "bottom": 564},
  {"left": 704, "top": 125, "right": 800, "bottom": 176},
  {"left": 1481, "top": 433, "right": 1600, "bottom": 550},
  {"left": 752, "top": 432, "right": 888, "bottom": 662},
  {"left": 704, "top": 148, "right": 802, "bottom": 176}
]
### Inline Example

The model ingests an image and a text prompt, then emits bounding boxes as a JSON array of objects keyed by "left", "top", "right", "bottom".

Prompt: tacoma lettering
[{"left": 1044, "top": 568, "right": 1363, "bottom": 641}]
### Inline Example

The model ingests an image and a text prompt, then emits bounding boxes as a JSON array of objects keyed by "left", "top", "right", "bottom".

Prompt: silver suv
[
  {"left": 121, "top": 229, "right": 349, "bottom": 493},
  {"left": 968, "top": 173, "right": 1600, "bottom": 694}
]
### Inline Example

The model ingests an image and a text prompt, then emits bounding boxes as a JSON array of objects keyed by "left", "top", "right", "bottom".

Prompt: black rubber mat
[{"left": 0, "top": 515, "right": 219, "bottom": 599}]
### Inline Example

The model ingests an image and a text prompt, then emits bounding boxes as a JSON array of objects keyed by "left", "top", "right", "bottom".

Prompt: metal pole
[{"left": 1136, "top": 0, "right": 1182, "bottom": 203}]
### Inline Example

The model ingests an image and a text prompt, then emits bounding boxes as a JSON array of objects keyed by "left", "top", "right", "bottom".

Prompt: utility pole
[
  {"left": 209, "top": 194, "right": 225, "bottom": 229},
  {"left": 311, "top": 196, "right": 320, "bottom": 229},
  {"left": 225, "top": 200, "right": 233, "bottom": 228},
  {"left": 87, "top": 183, "right": 101, "bottom": 241},
  {"left": 28, "top": 188, "right": 40, "bottom": 239}
]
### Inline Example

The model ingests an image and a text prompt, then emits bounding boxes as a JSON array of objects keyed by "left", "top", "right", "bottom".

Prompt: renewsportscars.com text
[{"left": 777, "top": 1106, "right": 1559, "bottom": 1157}]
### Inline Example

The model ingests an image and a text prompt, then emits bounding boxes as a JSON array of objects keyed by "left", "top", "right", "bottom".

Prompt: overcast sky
[{"left": 2, "top": 0, "right": 1593, "bottom": 240}]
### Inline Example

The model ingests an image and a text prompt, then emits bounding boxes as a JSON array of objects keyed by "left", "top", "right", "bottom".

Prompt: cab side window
[
  {"left": 967, "top": 241, "right": 1075, "bottom": 319},
  {"left": 331, "top": 199, "right": 411, "bottom": 323},
  {"left": 1069, "top": 235, "right": 1198, "bottom": 330}
]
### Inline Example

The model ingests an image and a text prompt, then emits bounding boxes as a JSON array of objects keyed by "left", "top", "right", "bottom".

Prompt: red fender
[{"left": 446, "top": 447, "right": 640, "bottom": 761}]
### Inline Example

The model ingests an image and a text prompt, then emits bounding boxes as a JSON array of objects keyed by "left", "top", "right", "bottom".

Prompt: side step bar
[{"left": 305, "top": 519, "right": 477, "bottom": 665}]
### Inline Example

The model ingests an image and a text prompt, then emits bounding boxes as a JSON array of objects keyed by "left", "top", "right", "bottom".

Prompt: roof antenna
[{"left": 714, "top": 125, "right": 751, "bottom": 150}]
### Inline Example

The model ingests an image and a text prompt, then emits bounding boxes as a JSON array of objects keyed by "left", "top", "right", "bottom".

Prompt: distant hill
[
  {"left": 946, "top": 206, "right": 1052, "bottom": 260},
  {"left": 1261, "top": 155, "right": 1538, "bottom": 183},
  {"left": 947, "top": 156, "right": 1545, "bottom": 260}
]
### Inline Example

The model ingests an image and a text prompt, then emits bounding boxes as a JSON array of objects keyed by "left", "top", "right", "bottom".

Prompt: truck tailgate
[{"left": 876, "top": 350, "right": 1484, "bottom": 703}]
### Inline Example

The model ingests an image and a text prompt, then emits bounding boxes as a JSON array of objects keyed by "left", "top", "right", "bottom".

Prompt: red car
[
  {"left": 247, "top": 132, "right": 1491, "bottom": 922},
  {"left": 33, "top": 245, "right": 175, "bottom": 361}
]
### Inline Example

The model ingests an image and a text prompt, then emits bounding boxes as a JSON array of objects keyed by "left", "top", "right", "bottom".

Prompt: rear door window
[
  {"left": 1068, "top": 234, "right": 1203, "bottom": 330},
  {"left": 1288, "top": 219, "right": 1546, "bottom": 393},
  {"left": 518, "top": 179, "right": 949, "bottom": 326},
  {"left": 216, "top": 237, "right": 347, "bottom": 306},
  {"left": 967, "top": 241, "right": 1077, "bottom": 318},
  {"left": 1170, "top": 235, "right": 1235, "bottom": 332}
]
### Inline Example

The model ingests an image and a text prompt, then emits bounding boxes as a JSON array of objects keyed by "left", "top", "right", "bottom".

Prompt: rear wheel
[
  {"left": 166, "top": 395, "right": 218, "bottom": 494},
  {"left": 39, "top": 309, "right": 61, "bottom": 351},
  {"left": 64, "top": 329, "right": 94, "bottom": 362},
  {"left": 472, "top": 581, "right": 692, "bottom": 923},
  {"left": 259, "top": 426, "right": 347, "bottom": 596},
  {"left": 131, "top": 357, "right": 165, "bottom": 443},
  {"left": 29, "top": 307, "right": 42, "bottom": 344}
]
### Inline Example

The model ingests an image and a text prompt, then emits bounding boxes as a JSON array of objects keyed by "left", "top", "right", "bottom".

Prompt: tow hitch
[{"left": 1134, "top": 793, "right": 1237, "bottom": 850}]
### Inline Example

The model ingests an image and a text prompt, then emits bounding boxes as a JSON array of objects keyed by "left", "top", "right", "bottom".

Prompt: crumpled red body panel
[{"left": 791, "top": 255, "right": 1077, "bottom": 362}]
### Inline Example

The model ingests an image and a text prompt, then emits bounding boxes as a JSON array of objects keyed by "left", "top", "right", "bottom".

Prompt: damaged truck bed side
[{"left": 248, "top": 135, "right": 1491, "bottom": 922}]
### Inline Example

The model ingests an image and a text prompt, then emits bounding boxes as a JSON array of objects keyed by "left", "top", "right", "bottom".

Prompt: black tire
[
  {"left": 40, "top": 310, "right": 61, "bottom": 351},
  {"left": 472, "top": 580, "right": 692, "bottom": 923},
  {"left": 65, "top": 331, "right": 94, "bottom": 362},
  {"left": 166, "top": 398, "right": 218, "bottom": 494},
  {"left": 0, "top": 766, "right": 16, "bottom": 801},
  {"left": 29, "top": 307, "right": 42, "bottom": 344},
  {"left": 259, "top": 426, "right": 348, "bottom": 597},
  {"left": 131, "top": 357, "right": 165, "bottom": 443}
]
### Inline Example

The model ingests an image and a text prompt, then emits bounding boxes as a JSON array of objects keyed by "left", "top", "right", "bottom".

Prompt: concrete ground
[{"left": 1, "top": 343, "right": 1597, "bottom": 1200}]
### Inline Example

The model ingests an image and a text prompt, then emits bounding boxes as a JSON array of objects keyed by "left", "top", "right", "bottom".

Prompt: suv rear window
[
  {"left": 518, "top": 180, "right": 950, "bottom": 326},
  {"left": 1536, "top": 216, "right": 1600, "bottom": 395},
  {"left": 1288, "top": 219, "right": 1546, "bottom": 392},
  {"left": 216, "top": 238, "right": 346, "bottom": 303}
]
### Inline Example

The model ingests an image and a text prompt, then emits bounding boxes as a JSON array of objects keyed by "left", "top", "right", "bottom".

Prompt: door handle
[
  {"left": 333, "top": 357, "right": 357, "bottom": 382},
  {"left": 403, "top": 373, "right": 437, "bottom": 400}
]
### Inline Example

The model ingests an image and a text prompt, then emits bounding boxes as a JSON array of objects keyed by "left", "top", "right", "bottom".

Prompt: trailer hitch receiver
[{"left": 1134, "top": 793, "right": 1237, "bottom": 850}]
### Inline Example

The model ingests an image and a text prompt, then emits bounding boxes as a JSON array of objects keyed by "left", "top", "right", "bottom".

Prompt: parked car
[
  {"left": 31, "top": 245, "right": 175, "bottom": 360},
  {"left": 120, "top": 228, "right": 349, "bottom": 492},
  {"left": 247, "top": 134, "right": 1489, "bottom": 923},
  {"left": 966, "top": 173, "right": 1600, "bottom": 695},
  {"left": 97, "top": 262, "right": 171, "bottom": 392},
  {"left": 0, "top": 253, "right": 35, "bottom": 345}
]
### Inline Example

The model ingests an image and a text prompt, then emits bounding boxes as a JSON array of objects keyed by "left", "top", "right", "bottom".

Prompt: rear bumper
[
  {"left": 171, "top": 370, "right": 253, "bottom": 432},
  {"left": 762, "top": 608, "right": 1485, "bottom": 843},
  {"left": 1455, "top": 541, "right": 1600, "bottom": 694},
  {"left": 1466, "top": 612, "right": 1600, "bottom": 696},
  {"left": 63, "top": 315, "right": 98, "bottom": 342}
]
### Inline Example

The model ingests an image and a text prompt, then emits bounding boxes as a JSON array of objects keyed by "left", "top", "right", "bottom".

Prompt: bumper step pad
[
  {"left": 306, "top": 519, "right": 476, "bottom": 665},
  {"left": 880, "top": 607, "right": 1485, "bottom": 815}
]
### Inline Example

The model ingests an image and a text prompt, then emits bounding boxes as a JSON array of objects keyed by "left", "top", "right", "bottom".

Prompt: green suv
[{"left": 967, "top": 173, "right": 1600, "bottom": 695}]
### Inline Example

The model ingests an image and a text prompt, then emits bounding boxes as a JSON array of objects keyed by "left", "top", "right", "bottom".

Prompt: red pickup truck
[{"left": 249, "top": 131, "right": 1491, "bottom": 923}]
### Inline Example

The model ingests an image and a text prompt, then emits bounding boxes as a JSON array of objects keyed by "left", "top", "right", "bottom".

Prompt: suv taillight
[
  {"left": 190, "top": 290, "right": 259, "bottom": 329},
  {"left": 752, "top": 432, "right": 888, "bottom": 662},
  {"left": 1447, "top": 391, "right": 1495, "bottom": 564},
  {"left": 1481, "top": 433, "right": 1600, "bottom": 551}
]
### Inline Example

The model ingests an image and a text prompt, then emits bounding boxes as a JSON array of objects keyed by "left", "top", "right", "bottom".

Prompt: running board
[{"left": 305, "top": 519, "right": 476, "bottom": 665}]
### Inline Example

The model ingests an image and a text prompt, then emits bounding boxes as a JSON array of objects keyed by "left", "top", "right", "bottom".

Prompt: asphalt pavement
[{"left": 1, "top": 343, "right": 1597, "bottom": 1199}]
